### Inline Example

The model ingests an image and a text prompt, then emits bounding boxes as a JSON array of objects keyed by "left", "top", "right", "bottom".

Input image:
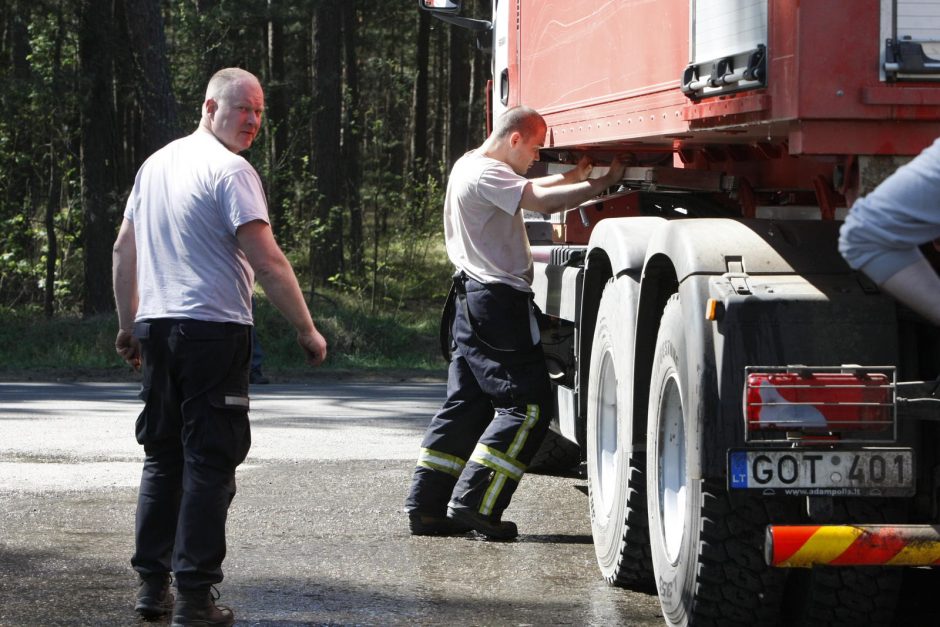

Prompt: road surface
[{"left": 0, "top": 380, "right": 663, "bottom": 625}]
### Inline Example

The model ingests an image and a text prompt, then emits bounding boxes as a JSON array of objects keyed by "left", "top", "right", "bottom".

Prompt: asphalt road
[{"left": 0, "top": 380, "right": 663, "bottom": 626}]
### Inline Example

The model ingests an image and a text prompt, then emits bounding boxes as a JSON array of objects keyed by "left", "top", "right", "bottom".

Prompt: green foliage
[
  {"left": 0, "top": 282, "right": 450, "bottom": 378},
  {"left": 0, "top": 307, "right": 123, "bottom": 373},
  {"left": 252, "top": 286, "right": 445, "bottom": 373},
  {"left": 0, "top": 0, "right": 476, "bottom": 375},
  {"left": 0, "top": 5, "right": 82, "bottom": 311}
]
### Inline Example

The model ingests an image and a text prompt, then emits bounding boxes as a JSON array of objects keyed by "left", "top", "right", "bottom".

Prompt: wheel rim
[
  {"left": 658, "top": 372, "right": 686, "bottom": 564},
  {"left": 594, "top": 349, "right": 619, "bottom": 522}
]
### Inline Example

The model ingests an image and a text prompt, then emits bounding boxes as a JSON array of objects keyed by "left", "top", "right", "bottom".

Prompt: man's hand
[
  {"left": 602, "top": 156, "right": 627, "bottom": 187},
  {"left": 298, "top": 329, "right": 328, "bottom": 367},
  {"left": 115, "top": 329, "right": 141, "bottom": 371},
  {"left": 570, "top": 155, "right": 594, "bottom": 182}
]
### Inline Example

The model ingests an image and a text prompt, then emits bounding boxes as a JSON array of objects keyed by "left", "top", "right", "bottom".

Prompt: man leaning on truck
[{"left": 405, "top": 106, "right": 626, "bottom": 540}]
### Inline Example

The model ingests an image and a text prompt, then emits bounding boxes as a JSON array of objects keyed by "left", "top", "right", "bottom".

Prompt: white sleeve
[{"left": 476, "top": 163, "right": 529, "bottom": 216}]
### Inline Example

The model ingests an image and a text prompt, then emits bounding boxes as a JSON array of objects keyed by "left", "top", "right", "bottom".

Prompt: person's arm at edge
[
  {"left": 878, "top": 257, "right": 940, "bottom": 326},
  {"left": 236, "top": 220, "right": 327, "bottom": 366},
  {"left": 112, "top": 218, "right": 141, "bottom": 369},
  {"left": 839, "top": 137, "right": 940, "bottom": 326},
  {"left": 520, "top": 157, "right": 626, "bottom": 215}
]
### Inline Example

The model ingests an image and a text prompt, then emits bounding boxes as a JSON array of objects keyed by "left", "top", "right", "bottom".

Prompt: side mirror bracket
[{"left": 418, "top": 0, "right": 493, "bottom": 46}]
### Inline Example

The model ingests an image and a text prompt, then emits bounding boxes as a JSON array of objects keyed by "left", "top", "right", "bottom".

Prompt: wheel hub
[
  {"left": 595, "top": 350, "right": 619, "bottom": 521},
  {"left": 658, "top": 373, "right": 686, "bottom": 563}
]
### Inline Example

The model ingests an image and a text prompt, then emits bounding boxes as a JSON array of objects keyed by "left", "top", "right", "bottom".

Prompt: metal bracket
[
  {"left": 682, "top": 44, "right": 767, "bottom": 101},
  {"left": 884, "top": 39, "right": 940, "bottom": 82}
]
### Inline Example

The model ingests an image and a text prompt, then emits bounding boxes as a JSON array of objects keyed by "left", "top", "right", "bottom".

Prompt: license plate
[{"left": 728, "top": 448, "right": 914, "bottom": 497}]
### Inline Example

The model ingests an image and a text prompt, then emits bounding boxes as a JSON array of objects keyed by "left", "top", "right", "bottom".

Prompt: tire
[
  {"left": 586, "top": 278, "right": 654, "bottom": 590},
  {"left": 646, "top": 294, "right": 787, "bottom": 626},
  {"left": 527, "top": 428, "right": 581, "bottom": 475},
  {"left": 782, "top": 498, "right": 904, "bottom": 627}
]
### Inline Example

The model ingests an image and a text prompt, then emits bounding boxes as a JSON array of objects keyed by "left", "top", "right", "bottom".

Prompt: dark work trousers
[
  {"left": 130, "top": 318, "right": 252, "bottom": 592},
  {"left": 405, "top": 277, "right": 552, "bottom": 520}
]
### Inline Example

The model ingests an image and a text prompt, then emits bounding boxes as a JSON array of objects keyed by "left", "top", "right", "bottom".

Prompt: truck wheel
[
  {"left": 586, "top": 278, "right": 653, "bottom": 589},
  {"left": 647, "top": 294, "right": 786, "bottom": 626},
  {"left": 783, "top": 498, "right": 904, "bottom": 626},
  {"left": 527, "top": 429, "right": 580, "bottom": 475}
]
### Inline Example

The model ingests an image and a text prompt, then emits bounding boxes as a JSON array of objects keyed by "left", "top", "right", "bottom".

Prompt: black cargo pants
[
  {"left": 405, "top": 275, "right": 553, "bottom": 520},
  {"left": 130, "top": 318, "right": 252, "bottom": 591}
]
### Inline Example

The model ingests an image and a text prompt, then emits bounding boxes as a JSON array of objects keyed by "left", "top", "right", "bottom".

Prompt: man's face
[
  {"left": 206, "top": 79, "right": 265, "bottom": 153},
  {"left": 507, "top": 127, "right": 544, "bottom": 175}
]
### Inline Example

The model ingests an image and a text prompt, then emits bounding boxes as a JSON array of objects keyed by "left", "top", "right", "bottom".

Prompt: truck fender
[
  {"left": 586, "top": 216, "right": 667, "bottom": 277},
  {"left": 576, "top": 217, "right": 667, "bottom": 445},
  {"left": 636, "top": 218, "right": 770, "bottom": 481},
  {"left": 644, "top": 217, "right": 854, "bottom": 279},
  {"left": 636, "top": 218, "right": 897, "bottom": 478}
]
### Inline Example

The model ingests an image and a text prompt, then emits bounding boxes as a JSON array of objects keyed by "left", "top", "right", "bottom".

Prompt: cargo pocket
[
  {"left": 206, "top": 391, "right": 252, "bottom": 468},
  {"left": 462, "top": 286, "right": 534, "bottom": 353}
]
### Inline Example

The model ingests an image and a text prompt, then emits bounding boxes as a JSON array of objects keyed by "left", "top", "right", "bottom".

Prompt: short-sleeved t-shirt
[
  {"left": 124, "top": 130, "right": 269, "bottom": 325},
  {"left": 444, "top": 150, "right": 532, "bottom": 291}
]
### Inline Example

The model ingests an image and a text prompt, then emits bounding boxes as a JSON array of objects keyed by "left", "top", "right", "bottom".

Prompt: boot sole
[
  {"left": 447, "top": 505, "right": 518, "bottom": 540},
  {"left": 408, "top": 511, "right": 472, "bottom": 536}
]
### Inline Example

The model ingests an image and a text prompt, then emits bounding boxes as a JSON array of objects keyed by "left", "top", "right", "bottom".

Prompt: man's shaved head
[{"left": 492, "top": 106, "right": 546, "bottom": 142}]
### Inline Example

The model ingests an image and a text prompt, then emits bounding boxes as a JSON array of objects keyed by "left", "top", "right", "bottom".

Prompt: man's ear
[
  {"left": 509, "top": 130, "right": 522, "bottom": 147},
  {"left": 205, "top": 98, "right": 218, "bottom": 117}
]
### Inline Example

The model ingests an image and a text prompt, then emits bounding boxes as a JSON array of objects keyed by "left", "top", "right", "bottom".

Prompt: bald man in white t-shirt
[
  {"left": 406, "top": 106, "right": 625, "bottom": 540},
  {"left": 113, "top": 68, "right": 327, "bottom": 624}
]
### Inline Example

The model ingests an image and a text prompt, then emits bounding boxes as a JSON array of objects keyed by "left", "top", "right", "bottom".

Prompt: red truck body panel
[{"left": 506, "top": 0, "right": 940, "bottom": 157}]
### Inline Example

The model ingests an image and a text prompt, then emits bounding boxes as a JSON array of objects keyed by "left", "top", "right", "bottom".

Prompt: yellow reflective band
[
  {"left": 886, "top": 542, "right": 940, "bottom": 565},
  {"left": 471, "top": 444, "right": 526, "bottom": 481},
  {"left": 480, "top": 471, "right": 508, "bottom": 516},
  {"left": 782, "top": 525, "right": 864, "bottom": 567},
  {"left": 417, "top": 448, "right": 466, "bottom": 479},
  {"left": 507, "top": 404, "right": 540, "bottom": 459}
]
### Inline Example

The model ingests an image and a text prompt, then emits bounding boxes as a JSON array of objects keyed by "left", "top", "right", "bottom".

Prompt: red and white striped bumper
[{"left": 766, "top": 524, "right": 940, "bottom": 567}]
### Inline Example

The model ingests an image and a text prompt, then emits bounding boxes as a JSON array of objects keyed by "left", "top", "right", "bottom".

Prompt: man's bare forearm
[
  {"left": 254, "top": 254, "right": 318, "bottom": 336},
  {"left": 522, "top": 175, "right": 616, "bottom": 215},
  {"left": 112, "top": 221, "right": 138, "bottom": 330}
]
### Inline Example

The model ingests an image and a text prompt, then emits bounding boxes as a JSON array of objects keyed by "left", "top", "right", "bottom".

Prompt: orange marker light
[{"left": 705, "top": 298, "right": 719, "bottom": 321}]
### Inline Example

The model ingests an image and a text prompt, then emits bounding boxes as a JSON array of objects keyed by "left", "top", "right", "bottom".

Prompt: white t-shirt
[
  {"left": 444, "top": 150, "right": 532, "bottom": 291},
  {"left": 124, "top": 130, "right": 269, "bottom": 325}
]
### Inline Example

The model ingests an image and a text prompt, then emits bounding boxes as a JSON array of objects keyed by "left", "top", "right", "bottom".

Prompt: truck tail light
[{"left": 743, "top": 367, "right": 895, "bottom": 442}]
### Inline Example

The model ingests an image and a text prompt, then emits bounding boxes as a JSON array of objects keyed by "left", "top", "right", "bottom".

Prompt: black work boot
[
  {"left": 407, "top": 510, "right": 472, "bottom": 536},
  {"left": 170, "top": 588, "right": 234, "bottom": 627},
  {"left": 447, "top": 504, "right": 518, "bottom": 541},
  {"left": 135, "top": 573, "right": 174, "bottom": 619}
]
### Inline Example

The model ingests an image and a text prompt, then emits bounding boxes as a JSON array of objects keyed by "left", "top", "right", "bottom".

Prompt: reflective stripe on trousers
[
  {"left": 417, "top": 447, "right": 467, "bottom": 478},
  {"left": 473, "top": 403, "right": 540, "bottom": 515}
]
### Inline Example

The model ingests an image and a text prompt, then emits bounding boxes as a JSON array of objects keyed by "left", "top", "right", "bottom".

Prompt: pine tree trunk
[
  {"left": 124, "top": 0, "right": 180, "bottom": 156},
  {"left": 265, "top": 0, "right": 288, "bottom": 238},
  {"left": 342, "top": 0, "right": 363, "bottom": 276},
  {"left": 79, "top": 0, "right": 119, "bottom": 317},
  {"left": 410, "top": 10, "right": 430, "bottom": 180},
  {"left": 44, "top": 5, "right": 65, "bottom": 318},
  {"left": 309, "top": 0, "right": 345, "bottom": 289},
  {"left": 447, "top": 22, "right": 470, "bottom": 171}
]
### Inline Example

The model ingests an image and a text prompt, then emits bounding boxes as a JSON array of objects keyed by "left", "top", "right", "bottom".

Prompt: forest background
[{"left": 0, "top": 0, "right": 492, "bottom": 378}]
